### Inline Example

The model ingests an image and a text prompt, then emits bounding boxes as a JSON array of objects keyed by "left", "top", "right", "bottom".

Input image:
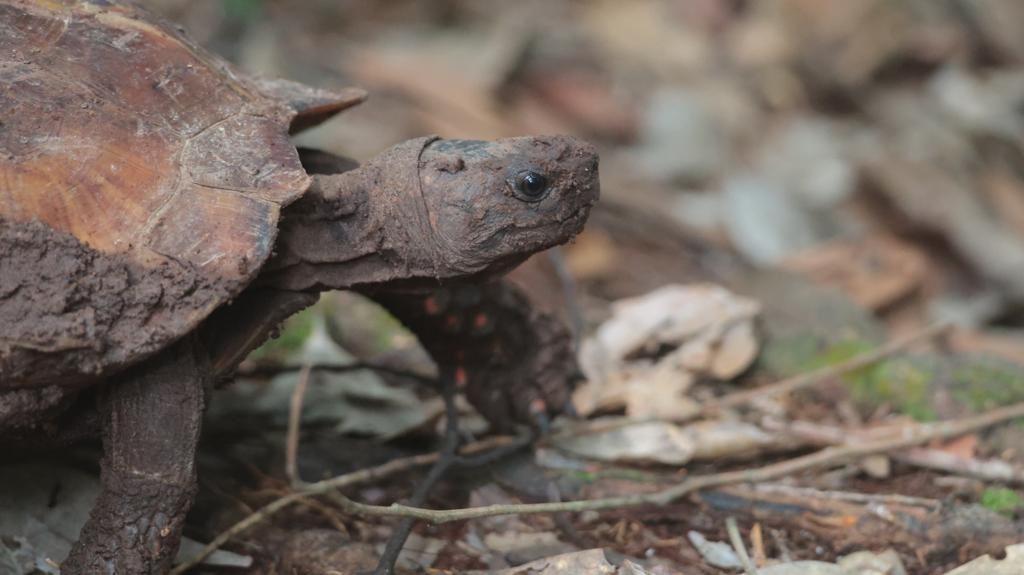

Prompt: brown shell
[{"left": 0, "top": 0, "right": 361, "bottom": 387}]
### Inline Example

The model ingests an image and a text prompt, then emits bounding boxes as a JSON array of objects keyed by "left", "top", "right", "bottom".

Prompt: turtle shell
[{"left": 0, "top": 0, "right": 361, "bottom": 387}]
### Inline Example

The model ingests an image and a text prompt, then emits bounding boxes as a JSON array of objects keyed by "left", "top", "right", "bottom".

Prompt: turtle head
[
  {"left": 265, "top": 135, "right": 598, "bottom": 292},
  {"left": 412, "top": 135, "right": 600, "bottom": 279}
]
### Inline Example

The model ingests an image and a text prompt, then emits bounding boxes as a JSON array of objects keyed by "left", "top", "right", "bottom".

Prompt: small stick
[
  {"left": 750, "top": 523, "right": 766, "bottom": 567},
  {"left": 726, "top": 517, "right": 758, "bottom": 575},
  {"left": 372, "top": 377, "right": 462, "bottom": 575},
  {"left": 285, "top": 365, "right": 312, "bottom": 486},
  {"left": 711, "top": 322, "right": 950, "bottom": 410},
  {"left": 742, "top": 483, "right": 940, "bottom": 509},
  {"left": 169, "top": 434, "right": 519, "bottom": 575},
  {"left": 772, "top": 418, "right": 1024, "bottom": 484},
  {"left": 293, "top": 400, "right": 1024, "bottom": 523},
  {"left": 178, "top": 398, "right": 1024, "bottom": 568},
  {"left": 896, "top": 448, "right": 1024, "bottom": 485}
]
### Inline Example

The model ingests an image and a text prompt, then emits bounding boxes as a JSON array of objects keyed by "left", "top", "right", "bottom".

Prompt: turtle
[{"left": 0, "top": 1, "right": 599, "bottom": 573}]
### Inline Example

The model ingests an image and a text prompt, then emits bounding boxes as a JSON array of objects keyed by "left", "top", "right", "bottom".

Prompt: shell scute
[{"left": 0, "top": 0, "right": 312, "bottom": 386}]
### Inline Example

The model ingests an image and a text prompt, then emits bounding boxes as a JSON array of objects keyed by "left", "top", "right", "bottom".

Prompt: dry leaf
[
  {"left": 575, "top": 284, "right": 760, "bottom": 419},
  {"left": 555, "top": 420, "right": 696, "bottom": 465},
  {"left": 939, "top": 434, "right": 979, "bottom": 460},
  {"left": 782, "top": 236, "right": 927, "bottom": 311},
  {"left": 687, "top": 531, "right": 742, "bottom": 569},
  {"left": 555, "top": 419, "right": 780, "bottom": 465},
  {"left": 944, "top": 543, "right": 1024, "bottom": 575}
]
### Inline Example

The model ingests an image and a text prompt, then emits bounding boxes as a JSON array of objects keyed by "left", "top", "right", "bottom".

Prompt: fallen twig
[
  {"left": 711, "top": 322, "right": 950, "bottom": 410},
  {"left": 896, "top": 448, "right": 1024, "bottom": 485},
  {"left": 285, "top": 365, "right": 312, "bottom": 486},
  {"left": 326, "top": 400, "right": 1024, "bottom": 521},
  {"left": 168, "top": 434, "right": 521, "bottom": 574},
  {"left": 726, "top": 517, "right": 759, "bottom": 575},
  {"left": 771, "top": 417, "right": 1024, "bottom": 484},
  {"left": 178, "top": 399, "right": 1024, "bottom": 558},
  {"left": 738, "top": 483, "right": 940, "bottom": 509},
  {"left": 750, "top": 523, "right": 766, "bottom": 567},
  {"left": 176, "top": 325, "right": 1010, "bottom": 574},
  {"left": 371, "top": 377, "right": 462, "bottom": 575}
]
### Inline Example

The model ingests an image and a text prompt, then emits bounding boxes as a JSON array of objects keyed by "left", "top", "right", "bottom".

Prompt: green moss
[
  {"left": 759, "top": 335, "right": 874, "bottom": 379},
  {"left": 759, "top": 335, "right": 936, "bottom": 421},
  {"left": 981, "top": 487, "right": 1023, "bottom": 516},
  {"left": 950, "top": 360, "right": 1024, "bottom": 412},
  {"left": 854, "top": 359, "right": 935, "bottom": 421}
]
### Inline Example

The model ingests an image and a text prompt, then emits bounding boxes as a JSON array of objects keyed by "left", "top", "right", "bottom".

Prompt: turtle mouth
[{"left": 357, "top": 255, "right": 530, "bottom": 294}]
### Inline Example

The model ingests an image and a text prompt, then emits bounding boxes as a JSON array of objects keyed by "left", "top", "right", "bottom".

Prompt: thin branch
[
  {"left": 372, "top": 377, "right": 463, "bottom": 575},
  {"left": 711, "top": 322, "right": 950, "bottom": 410},
  {"left": 744, "top": 483, "right": 940, "bottom": 509},
  {"left": 770, "top": 417, "right": 1024, "bottom": 484},
  {"left": 174, "top": 399, "right": 1024, "bottom": 574},
  {"left": 290, "top": 400, "right": 1024, "bottom": 524},
  {"left": 726, "top": 517, "right": 758, "bottom": 575},
  {"left": 896, "top": 448, "right": 1024, "bottom": 485},
  {"left": 285, "top": 365, "right": 312, "bottom": 486},
  {"left": 168, "top": 434, "right": 519, "bottom": 575},
  {"left": 750, "top": 523, "right": 766, "bottom": 568}
]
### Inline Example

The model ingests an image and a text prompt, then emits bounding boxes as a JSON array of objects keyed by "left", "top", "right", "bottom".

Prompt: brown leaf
[{"left": 782, "top": 236, "right": 927, "bottom": 311}]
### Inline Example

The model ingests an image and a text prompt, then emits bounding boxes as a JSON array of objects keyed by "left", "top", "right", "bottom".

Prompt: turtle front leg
[
  {"left": 367, "top": 279, "right": 578, "bottom": 431},
  {"left": 63, "top": 338, "right": 207, "bottom": 575}
]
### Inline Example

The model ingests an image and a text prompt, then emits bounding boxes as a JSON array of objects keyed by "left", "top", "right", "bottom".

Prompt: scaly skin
[
  {"left": 63, "top": 339, "right": 206, "bottom": 575},
  {"left": 367, "top": 281, "right": 578, "bottom": 430}
]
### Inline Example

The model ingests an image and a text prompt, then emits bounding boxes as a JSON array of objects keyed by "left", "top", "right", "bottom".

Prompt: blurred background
[{"left": 146, "top": 0, "right": 1024, "bottom": 342}]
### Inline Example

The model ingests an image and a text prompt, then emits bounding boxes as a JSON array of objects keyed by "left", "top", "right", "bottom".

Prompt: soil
[{"left": 0, "top": 218, "right": 227, "bottom": 392}]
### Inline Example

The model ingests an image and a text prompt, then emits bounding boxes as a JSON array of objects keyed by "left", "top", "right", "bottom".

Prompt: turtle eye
[{"left": 511, "top": 170, "right": 549, "bottom": 201}]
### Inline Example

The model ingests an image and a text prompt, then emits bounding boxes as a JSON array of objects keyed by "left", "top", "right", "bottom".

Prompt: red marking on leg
[
  {"left": 528, "top": 398, "right": 547, "bottom": 415},
  {"left": 455, "top": 366, "right": 468, "bottom": 388},
  {"left": 423, "top": 296, "right": 441, "bottom": 315},
  {"left": 473, "top": 312, "right": 489, "bottom": 330}
]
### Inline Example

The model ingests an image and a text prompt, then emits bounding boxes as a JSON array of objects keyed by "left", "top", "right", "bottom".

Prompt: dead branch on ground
[{"left": 173, "top": 399, "right": 1024, "bottom": 573}]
